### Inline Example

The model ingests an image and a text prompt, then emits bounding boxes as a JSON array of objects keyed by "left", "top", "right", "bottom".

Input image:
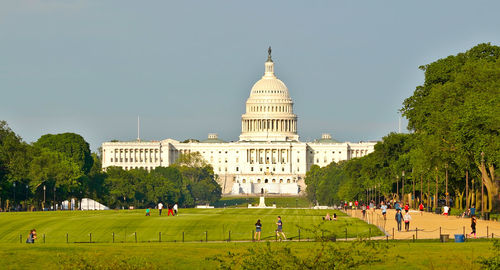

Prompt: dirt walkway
[{"left": 346, "top": 209, "right": 500, "bottom": 240}]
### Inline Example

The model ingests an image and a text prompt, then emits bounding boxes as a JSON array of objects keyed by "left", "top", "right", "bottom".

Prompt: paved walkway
[{"left": 346, "top": 209, "right": 500, "bottom": 240}]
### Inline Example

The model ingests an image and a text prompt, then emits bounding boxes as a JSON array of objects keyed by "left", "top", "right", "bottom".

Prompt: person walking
[
  {"left": 395, "top": 209, "right": 403, "bottom": 232},
  {"left": 167, "top": 204, "right": 175, "bottom": 216},
  {"left": 173, "top": 203, "right": 178, "bottom": 216},
  {"left": 381, "top": 202, "right": 387, "bottom": 220},
  {"left": 469, "top": 215, "right": 477, "bottom": 239},
  {"left": 403, "top": 211, "right": 411, "bottom": 231},
  {"left": 254, "top": 220, "right": 262, "bottom": 241},
  {"left": 362, "top": 204, "right": 367, "bottom": 219},
  {"left": 158, "top": 202, "right": 163, "bottom": 216},
  {"left": 404, "top": 203, "right": 409, "bottom": 213},
  {"left": 419, "top": 202, "right": 424, "bottom": 216},
  {"left": 443, "top": 205, "right": 450, "bottom": 216},
  {"left": 275, "top": 216, "right": 286, "bottom": 241}
]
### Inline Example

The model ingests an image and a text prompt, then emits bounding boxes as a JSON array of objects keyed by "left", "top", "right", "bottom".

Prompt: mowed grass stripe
[{"left": 0, "top": 209, "right": 382, "bottom": 243}]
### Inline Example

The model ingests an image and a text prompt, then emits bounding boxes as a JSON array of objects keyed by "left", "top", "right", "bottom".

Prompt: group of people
[
  {"left": 253, "top": 216, "right": 287, "bottom": 242},
  {"left": 323, "top": 213, "right": 337, "bottom": 221},
  {"left": 145, "top": 202, "right": 178, "bottom": 216},
  {"left": 26, "top": 229, "right": 37, "bottom": 243}
]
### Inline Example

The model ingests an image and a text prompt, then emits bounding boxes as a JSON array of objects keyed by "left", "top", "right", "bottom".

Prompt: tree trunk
[{"left": 477, "top": 163, "right": 498, "bottom": 213}]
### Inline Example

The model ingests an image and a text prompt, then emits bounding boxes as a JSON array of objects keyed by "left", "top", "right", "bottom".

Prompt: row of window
[
  {"left": 241, "top": 178, "right": 295, "bottom": 184},
  {"left": 111, "top": 158, "right": 161, "bottom": 163},
  {"left": 249, "top": 104, "right": 291, "bottom": 113}
]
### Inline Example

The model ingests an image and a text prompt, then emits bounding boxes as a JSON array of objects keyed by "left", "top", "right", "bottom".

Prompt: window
[
  {"left": 282, "top": 167, "right": 285, "bottom": 172},
  {"left": 111, "top": 158, "right": 114, "bottom": 162},
  {"left": 287, "top": 179, "right": 291, "bottom": 183},
  {"left": 257, "top": 179, "right": 261, "bottom": 183},
  {"left": 280, "top": 179, "right": 283, "bottom": 183},
  {"left": 265, "top": 179, "right": 269, "bottom": 183},
  {"left": 251, "top": 167, "right": 254, "bottom": 172},
  {"left": 260, "top": 168, "right": 263, "bottom": 172},
  {"left": 236, "top": 167, "right": 239, "bottom": 171},
  {"left": 272, "top": 179, "right": 276, "bottom": 183},
  {"left": 242, "top": 179, "right": 246, "bottom": 183}
]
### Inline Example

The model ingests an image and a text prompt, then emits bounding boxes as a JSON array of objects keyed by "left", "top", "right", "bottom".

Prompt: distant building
[{"left": 102, "top": 49, "right": 376, "bottom": 195}]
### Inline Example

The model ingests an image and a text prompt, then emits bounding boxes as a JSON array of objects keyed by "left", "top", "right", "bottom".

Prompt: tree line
[
  {"left": 0, "top": 127, "right": 221, "bottom": 211},
  {"left": 306, "top": 43, "right": 499, "bottom": 213}
]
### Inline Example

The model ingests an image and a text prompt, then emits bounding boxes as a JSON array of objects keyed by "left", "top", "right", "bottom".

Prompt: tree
[
  {"left": 402, "top": 43, "right": 500, "bottom": 212},
  {"left": 34, "top": 133, "right": 93, "bottom": 174}
]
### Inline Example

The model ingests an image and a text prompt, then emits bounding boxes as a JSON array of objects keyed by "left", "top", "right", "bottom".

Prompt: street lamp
[
  {"left": 402, "top": 171, "right": 405, "bottom": 204},
  {"left": 43, "top": 185, "right": 46, "bottom": 210},
  {"left": 445, "top": 163, "right": 449, "bottom": 207},
  {"left": 13, "top": 182, "right": 16, "bottom": 211},
  {"left": 25, "top": 184, "right": 28, "bottom": 211},
  {"left": 53, "top": 186, "right": 56, "bottom": 211}
]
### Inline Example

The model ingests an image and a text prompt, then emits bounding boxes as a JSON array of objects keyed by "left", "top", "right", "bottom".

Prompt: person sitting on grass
[
  {"left": 324, "top": 213, "right": 331, "bottom": 221},
  {"left": 276, "top": 216, "right": 286, "bottom": 241},
  {"left": 332, "top": 213, "right": 337, "bottom": 221},
  {"left": 254, "top": 219, "right": 262, "bottom": 241},
  {"left": 145, "top": 208, "right": 151, "bottom": 216},
  {"left": 26, "top": 229, "right": 37, "bottom": 243}
]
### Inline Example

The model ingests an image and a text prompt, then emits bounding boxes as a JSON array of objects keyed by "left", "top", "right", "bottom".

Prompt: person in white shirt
[
  {"left": 403, "top": 212, "right": 412, "bottom": 231},
  {"left": 173, "top": 203, "right": 178, "bottom": 216},
  {"left": 158, "top": 202, "right": 163, "bottom": 216},
  {"left": 443, "top": 205, "right": 449, "bottom": 216}
]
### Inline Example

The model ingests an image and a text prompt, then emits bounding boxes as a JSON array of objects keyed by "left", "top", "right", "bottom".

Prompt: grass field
[
  {"left": 0, "top": 209, "right": 381, "bottom": 243},
  {"left": 0, "top": 240, "right": 495, "bottom": 269}
]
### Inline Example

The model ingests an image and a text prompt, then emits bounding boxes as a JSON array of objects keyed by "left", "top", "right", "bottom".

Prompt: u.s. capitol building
[{"left": 102, "top": 48, "right": 376, "bottom": 195}]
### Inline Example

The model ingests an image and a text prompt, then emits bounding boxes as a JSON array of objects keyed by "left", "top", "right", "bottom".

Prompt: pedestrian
[
  {"left": 167, "top": 204, "right": 174, "bottom": 216},
  {"left": 470, "top": 205, "right": 475, "bottom": 216},
  {"left": 443, "top": 205, "right": 449, "bottom": 216},
  {"left": 404, "top": 203, "right": 409, "bottom": 213},
  {"left": 26, "top": 229, "right": 37, "bottom": 243},
  {"left": 395, "top": 209, "right": 403, "bottom": 232},
  {"left": 145, "top": 208, "right": 151, "bottom": 216},
  {"left": 403, "top": 211, "right": 411, "bottom": 231},
  {"left": 173, "top": 203, "right": 178, "bottom": 216},
  {"left": 275, "top": 216, "right": 286, "bottom": 241},
  {"left": 469, "top": 215, "right": 477, "bottom": 239},
  {"left": 333, "top": 213, "right": 337, "bottom": 221},
  {"left": 158, "top": 202, "right": 163, "bottom": 216},
  {"left": 254, "top": 219, "right": 262, "bottom": 241},
  {"left": 354, "top": 200, "right": 359, "bottom": 209},
  {"left": 419, "top": 202, "right": 424, "bottom": 216},
  {"left": 381, "top": 201, "right": 387, "bottom": 220},
  {"left": 362, "top": 204, "right": 367, "bottom": 219}
]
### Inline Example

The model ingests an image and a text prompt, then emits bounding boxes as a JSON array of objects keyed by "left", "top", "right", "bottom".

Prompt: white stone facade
[{"left": 101, "top": 49, "right": 376, "bottom": 195}]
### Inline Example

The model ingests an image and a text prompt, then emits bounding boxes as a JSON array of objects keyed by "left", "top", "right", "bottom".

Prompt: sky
[{"left": 1, "top": 1, "right": 500, "bottom": 152}]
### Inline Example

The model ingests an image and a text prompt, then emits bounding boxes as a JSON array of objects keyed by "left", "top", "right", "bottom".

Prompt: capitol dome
[{"left": 239, "top": 47, "right": 298, "bottom": 142}]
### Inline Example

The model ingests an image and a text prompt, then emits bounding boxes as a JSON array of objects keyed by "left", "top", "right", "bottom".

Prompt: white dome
[
  {"left": 240, "top": 48, "right": 298, "bottom": 142},
  {"left": 250, "top": 77, "right": 289, "bottom": 97}
]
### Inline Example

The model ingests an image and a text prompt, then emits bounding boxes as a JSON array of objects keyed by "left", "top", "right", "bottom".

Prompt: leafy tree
[
  {"left": 34, "top": 133, "right": 93, "bottom": 174},
  {"left": 402, "top": 43, "right": 500, "bottom": 212}
]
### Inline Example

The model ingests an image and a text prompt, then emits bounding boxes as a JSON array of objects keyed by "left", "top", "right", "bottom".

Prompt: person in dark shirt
[
  {"left": 395, "top": 209, "right": 403, "bottom": 232},
  {"left": 254, "top": 220, "right": 262, "bottom": 241},
  {"left": 275, "top": 216, "right": 286, "bottom": 241}
]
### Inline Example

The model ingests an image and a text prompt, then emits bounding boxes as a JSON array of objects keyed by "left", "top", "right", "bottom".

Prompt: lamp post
[
  {"left": 445, "top": 163, "right": 449, "bottom": 207},
  {"left": 25, "top": 184, "right": 28, "bottom": 211},
  {"left": 13, "top": 182, "right": 16, "bottom": 211},
  {"left": 402, "top": 171, "right": 405, "bottom": 204},
  {"left": 53, "top": 186, "right": 56, "bottom": 211},
  {"left": 43, "top": 185, "right": 46, "bottom": 210},
  {"left": 481, "top": 152, "right": 485, "bottom": 214},
  {"left": 396, "top": 176, "right": 399, "bottom": 201}
]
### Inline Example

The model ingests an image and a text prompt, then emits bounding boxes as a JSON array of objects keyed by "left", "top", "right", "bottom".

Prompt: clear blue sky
[{"left": 1, "top": 1, "right": 500, "bottom": 151}]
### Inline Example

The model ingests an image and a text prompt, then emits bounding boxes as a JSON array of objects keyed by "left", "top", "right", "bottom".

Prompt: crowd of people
[{"left": 146, "top": 202, "right": 178, "bottom": 216}]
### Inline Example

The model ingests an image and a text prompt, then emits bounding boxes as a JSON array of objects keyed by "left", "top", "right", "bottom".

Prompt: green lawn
[
  {"left": 0, "top": 241, "right": 495, "bottom": 269},
  {"left": 0, "top": 209, "right": 380, "bottom": 243}
]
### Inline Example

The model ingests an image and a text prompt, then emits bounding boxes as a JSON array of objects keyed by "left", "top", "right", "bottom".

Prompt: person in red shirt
[
  {"left": 354, "top": 201, "right": 359, "bottom": 209},
  {"left": 404, "top": 203, "right": 409, "bottom": 213},
  {"left": 419, "top": 202, "right": 424, "bottom": 216}
]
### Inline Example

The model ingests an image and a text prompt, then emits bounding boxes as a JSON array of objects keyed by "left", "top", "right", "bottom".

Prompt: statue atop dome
[{"left": 267, "top": 46, "right": 272, "bottom": 62}]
